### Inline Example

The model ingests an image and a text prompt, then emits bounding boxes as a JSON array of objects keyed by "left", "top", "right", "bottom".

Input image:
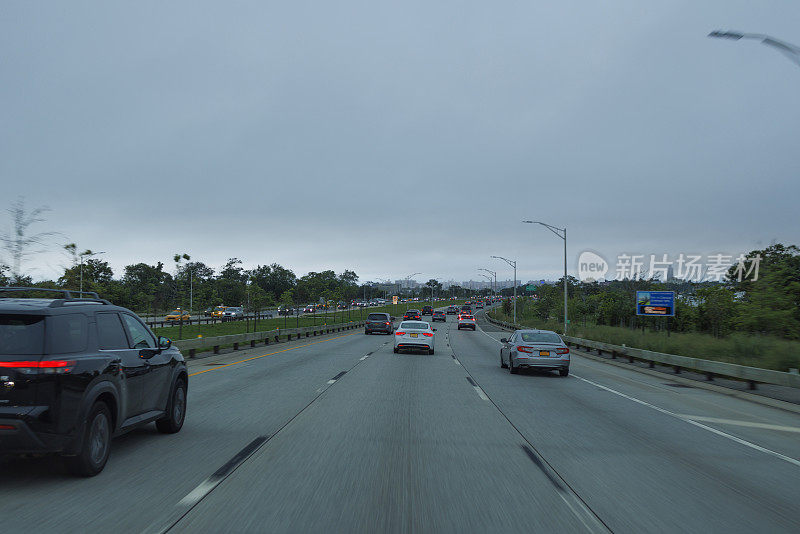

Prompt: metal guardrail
[
  {"left": 173, "top": 321, "right": 366, "bottom": 358},
  {"left": 484, "top": 315, "right": 800, "bottom": 390}
]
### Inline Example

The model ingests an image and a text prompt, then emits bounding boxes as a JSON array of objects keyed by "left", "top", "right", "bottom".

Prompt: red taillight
[
  {"left": 422, "top": 332, "right": 433, "bottom": 337},
  {"left": 384, "top": 322, "right": 390, "bottom": 325},
  {"left": 0, "top": 424, "right": 16, "bottom": 430},
  {"left": 0, "top": 360, "right": 75, "bottom": 374},
  {"left": 517, "top": 346, "right": 534, "bottom": 353},
  {"left": 395, "top": 331, "right": 405, "bottom": 336},
  {"left": 557, "top": 348, "right": 570, "bottom": 355}
]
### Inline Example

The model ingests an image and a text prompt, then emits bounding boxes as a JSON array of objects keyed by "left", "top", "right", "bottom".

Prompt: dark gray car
[
  {"left": 365, "top": 312, "right": 393, "bottom": 334},
  {"left": 500, "top": 329, "right": 570, "bottom": 376}
]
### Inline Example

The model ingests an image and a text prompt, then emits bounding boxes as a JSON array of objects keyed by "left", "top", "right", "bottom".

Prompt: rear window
[
  {"left": 400, "top": 322, "right": 429, "bottom": 330},
  {"left": 49, "top": 314, "right": 88, "bottom": 354},
  {"left": 520, "top": 332, "right": 562, "bottom": 344},
  {"left": 0, "top": 314, "right": 44, "bottom": 355},
  {"left": 368, "top": 314, "right": 388, "bottom": 320}
]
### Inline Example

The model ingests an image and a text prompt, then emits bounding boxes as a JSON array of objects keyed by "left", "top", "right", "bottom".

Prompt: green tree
[{"left": 249, "top": 263, "right": 296, "bottom": 302}]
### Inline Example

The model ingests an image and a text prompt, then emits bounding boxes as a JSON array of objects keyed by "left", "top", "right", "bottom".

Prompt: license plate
[
  {"left": 410, "top": 333, "right": 418, "bottom": 338},
  {"left": 539, "top": 351, "right": 549, "bottom": 356}
]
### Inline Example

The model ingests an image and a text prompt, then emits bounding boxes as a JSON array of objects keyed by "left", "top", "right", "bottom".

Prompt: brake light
[
  {"left": 557, "top": 348, "right": 570, "bottom": 355},
  {"left": 0, "top": 424, "right": 16, "bottom": 430},
  {"left": 0, "top": 360, "right": 76, "bottom": 374},
  {"left": 517, "top": 346, "right": 534, "bottom": 353},
  {"left": 384, "top": 322, "right": 390, "bottom": 325},
  {"left": 422, "top": 332, "right": 433, "bottom": 337},
  {"left": 395, "top": 331, "right": 405, "bottom": 336}
]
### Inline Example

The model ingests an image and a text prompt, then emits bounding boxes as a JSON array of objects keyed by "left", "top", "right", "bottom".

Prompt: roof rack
[{"left": 0, "top": 286, "right": 112, "bottom": 306}]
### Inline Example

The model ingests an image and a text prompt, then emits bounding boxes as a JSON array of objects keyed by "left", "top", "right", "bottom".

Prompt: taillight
[
  {"left": 517, "top": 346, "right": 534, "bottom": 353},
  {"left": 384, "top": 322, "right": 390, "bottom": 325},
  {"left": 0, "top": 360, "right": 76, "bottom": 374},
  {"left": 395, "top": 331, "right": 405, "bottom": 336},
  {"left": 422, "top": 332, "right": 433, "bottom": 337},
  {"left": 557, "top": 348, "right": 570, "bottom": 355}
]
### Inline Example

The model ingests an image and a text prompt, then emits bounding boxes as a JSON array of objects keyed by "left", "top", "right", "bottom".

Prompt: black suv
[
  {"left": 403, "top": 309, "right": 422, "bottom": 320},
  {"left": 364, "top": 313, "right": 393, "bottom": 335},
  {"left": 421, "top": 305, "right": 433, "bottom": 316},
  {"left": 0, "top": 288, "right": 188, "bottom": 476}
]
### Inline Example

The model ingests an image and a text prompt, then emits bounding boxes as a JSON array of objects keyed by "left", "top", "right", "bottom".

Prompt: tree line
[{"left": 509, "top": 244, "right": 799, "bottom": 340}]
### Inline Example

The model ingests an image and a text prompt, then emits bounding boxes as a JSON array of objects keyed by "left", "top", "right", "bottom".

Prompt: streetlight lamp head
[{"left": 709, "top": 30, "right": 744, "bottom": 40}]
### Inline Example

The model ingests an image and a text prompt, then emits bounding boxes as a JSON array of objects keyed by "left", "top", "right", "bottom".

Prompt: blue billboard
[{"left": 636, "top": 291, "right": 675, "bottom": 317}]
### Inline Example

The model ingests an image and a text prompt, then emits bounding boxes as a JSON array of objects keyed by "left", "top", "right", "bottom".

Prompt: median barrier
[{"left": 174, "top": 321, "right": 366, "bottom": 358}]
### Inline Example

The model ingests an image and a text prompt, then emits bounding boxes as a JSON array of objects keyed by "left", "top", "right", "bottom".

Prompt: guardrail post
[
  {"left": 705, "top": 372, "right": 713, "bottom": 381},
  {"left": 628, "top": 354, "right": 634, "bottom": 363},
  {"left": 673, "top": 365, "right": 681, "bottom": 374},
  {"left": 649, "top": 361, "right": 655, "bottom": 368},
  {"left": 611, "top": 351, "right": 617, "bottom": 359},
  {"left": 250, "top": 340, "right": 255, "bottom": 348},
  {"left": 748, "top": 380, "right": 757, "bottom": 390},
  {"left": 214, "top": 345, "right": 220, "bottom": 354},
  {"left": 233, "top": 342, "right": 239, "bottom": 351},
  {"left": 189, "top": 349, "right": 196, "bottom": 359}
]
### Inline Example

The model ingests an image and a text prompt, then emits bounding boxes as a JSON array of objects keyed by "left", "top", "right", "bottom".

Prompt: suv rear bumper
[
  {"left": 0, "top": 409, "right": 72, "bottom": 454},
  {"left": 365, "top": 325, "right": 392, "bottom": 333}
]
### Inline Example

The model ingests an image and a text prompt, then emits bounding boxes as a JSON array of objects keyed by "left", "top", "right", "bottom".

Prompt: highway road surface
[{"left": 1, "top": 311, "right": 798, "bottom": 533}]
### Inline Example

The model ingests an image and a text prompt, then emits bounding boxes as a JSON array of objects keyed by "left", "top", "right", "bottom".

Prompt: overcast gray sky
[{"left": 2, "top": 1, "right": 798, "bottom": 284}]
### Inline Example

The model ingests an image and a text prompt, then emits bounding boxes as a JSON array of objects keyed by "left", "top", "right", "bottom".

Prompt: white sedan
[{"left": 393, "top": 321, "right": 436, "bottom": 355}]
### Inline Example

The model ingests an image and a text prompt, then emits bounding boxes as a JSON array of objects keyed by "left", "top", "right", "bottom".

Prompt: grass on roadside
[
  {"left": 488, "top": 310, "right": 800, "bottom": 372},
  {"left": 153, "top": 300, "right": 468, "bottom": 340}
]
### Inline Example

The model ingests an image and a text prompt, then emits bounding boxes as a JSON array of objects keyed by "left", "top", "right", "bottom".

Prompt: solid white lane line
[
  {"left": 326, "top": 379, "right": 337, "bottom": 384},
  {"left": 454, "top": 358, "right": 462, "bottom": 366},
  {"left": 573, "top": 374, "right": 800, "bottom": 468},
  {"left": 359, "top": 355, "right": 368, "bottom": 361},
  {"left": 677, "top": 415, "right": 800, "bottom": 434}
]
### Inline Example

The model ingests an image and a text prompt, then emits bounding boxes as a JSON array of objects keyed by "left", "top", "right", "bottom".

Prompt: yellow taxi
[
  {"left": 211, "top": 305, "right": 227, "bottom": 318},
  {"left": 165, "top": 309, "right": 191, "bottom": 324}
]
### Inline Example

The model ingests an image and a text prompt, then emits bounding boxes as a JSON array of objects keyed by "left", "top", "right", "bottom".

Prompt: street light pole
[
  {"left": 406, "top": 272, "right": 420, "bottom": 311},
  {"left": 491, "top": 256, "right": 517, "bottom": 324},
  {"left": 479, "top": 268, "right": 497, "bottom": 301},
  {"left": 522, "top": 220, "right": 568, "bottom": 336}
]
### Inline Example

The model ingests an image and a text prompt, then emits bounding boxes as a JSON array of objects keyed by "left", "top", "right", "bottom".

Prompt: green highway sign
[{"left": 526, "top": 284, "right": 537, "bottom": 291}]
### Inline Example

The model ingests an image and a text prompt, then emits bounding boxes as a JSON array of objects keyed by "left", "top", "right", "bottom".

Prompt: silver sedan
[{"left": 500, "top": 329, "right": 570, "bottom": 376}]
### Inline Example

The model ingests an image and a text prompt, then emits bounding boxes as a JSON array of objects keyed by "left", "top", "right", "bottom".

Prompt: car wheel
[
  {"left": 429, "top": 347, "right": 435, "bottom": 355},
  {"left": 156, "top": 378, "right": 187, "bottom": 434},
  {"left": 559, "top": 368, "right": 569, "bottom": 377},
  {"left": 364, "top": 330, "right": 369, "bottom": 335},
  {"left": 64, "top": 402, "right": 112, "bottom": 477},
  {"left": 500, "top": 352, "right": 507, "bottom": 368},
  {"left": 509, "top": 357, "right": 518, "bottom": 374},
  {"left": 393, "top": 347, "right": 399, "bottom": 353}
]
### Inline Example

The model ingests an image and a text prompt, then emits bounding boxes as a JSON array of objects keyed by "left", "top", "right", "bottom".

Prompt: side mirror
[
  {"left": 390, "top": 316, "right": 396, "bottom": 321},
  {"left": 500, "top": 338, "right": 508, "bottom": 343},
  {"left": 158, "top": 336, "right": 172, "bottom": 351},
  {"left": 139, "top": 348, "right": 158, "bottom": 359},
  {"left": 432, "top": 328, "right": 437, "bottom": 332}
]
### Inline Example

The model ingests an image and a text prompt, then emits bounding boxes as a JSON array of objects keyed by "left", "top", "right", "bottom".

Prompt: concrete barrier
[
  {"left": 484, "top": 315, "right": 800, "bottom": 390},
  {"left": 173, "top": 321, "right": 365, "bottom": 358}
]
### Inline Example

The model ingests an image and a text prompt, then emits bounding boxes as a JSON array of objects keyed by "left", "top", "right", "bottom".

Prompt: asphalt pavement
[{"left": 1, "top": 309, "right": 798, "bottom": 533}]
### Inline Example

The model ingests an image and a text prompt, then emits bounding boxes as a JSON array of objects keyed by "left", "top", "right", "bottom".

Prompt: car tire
[
  {"left": 500, "top": 352, "right": 507, "bottom": 368},
  {"left": 393, "top": 347, "right": 399, "bottom": 353},
  {"left": 364, "top": 330, "right": 369, "bottom": 335},
  {"left": 429, "top": 347, "right": 435, "bottom": 355},
  {"left": 156, "top": 378, "right": 187, "bottom": 434},
  {"left": 509, "top": 357, "right": 518, "bottom": 374},
  {"left": 64, "top": 401, "right": 112, "bottom": 477},
  {"left": 559, "top": 368, "right": 569, "bottom": 377}
]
